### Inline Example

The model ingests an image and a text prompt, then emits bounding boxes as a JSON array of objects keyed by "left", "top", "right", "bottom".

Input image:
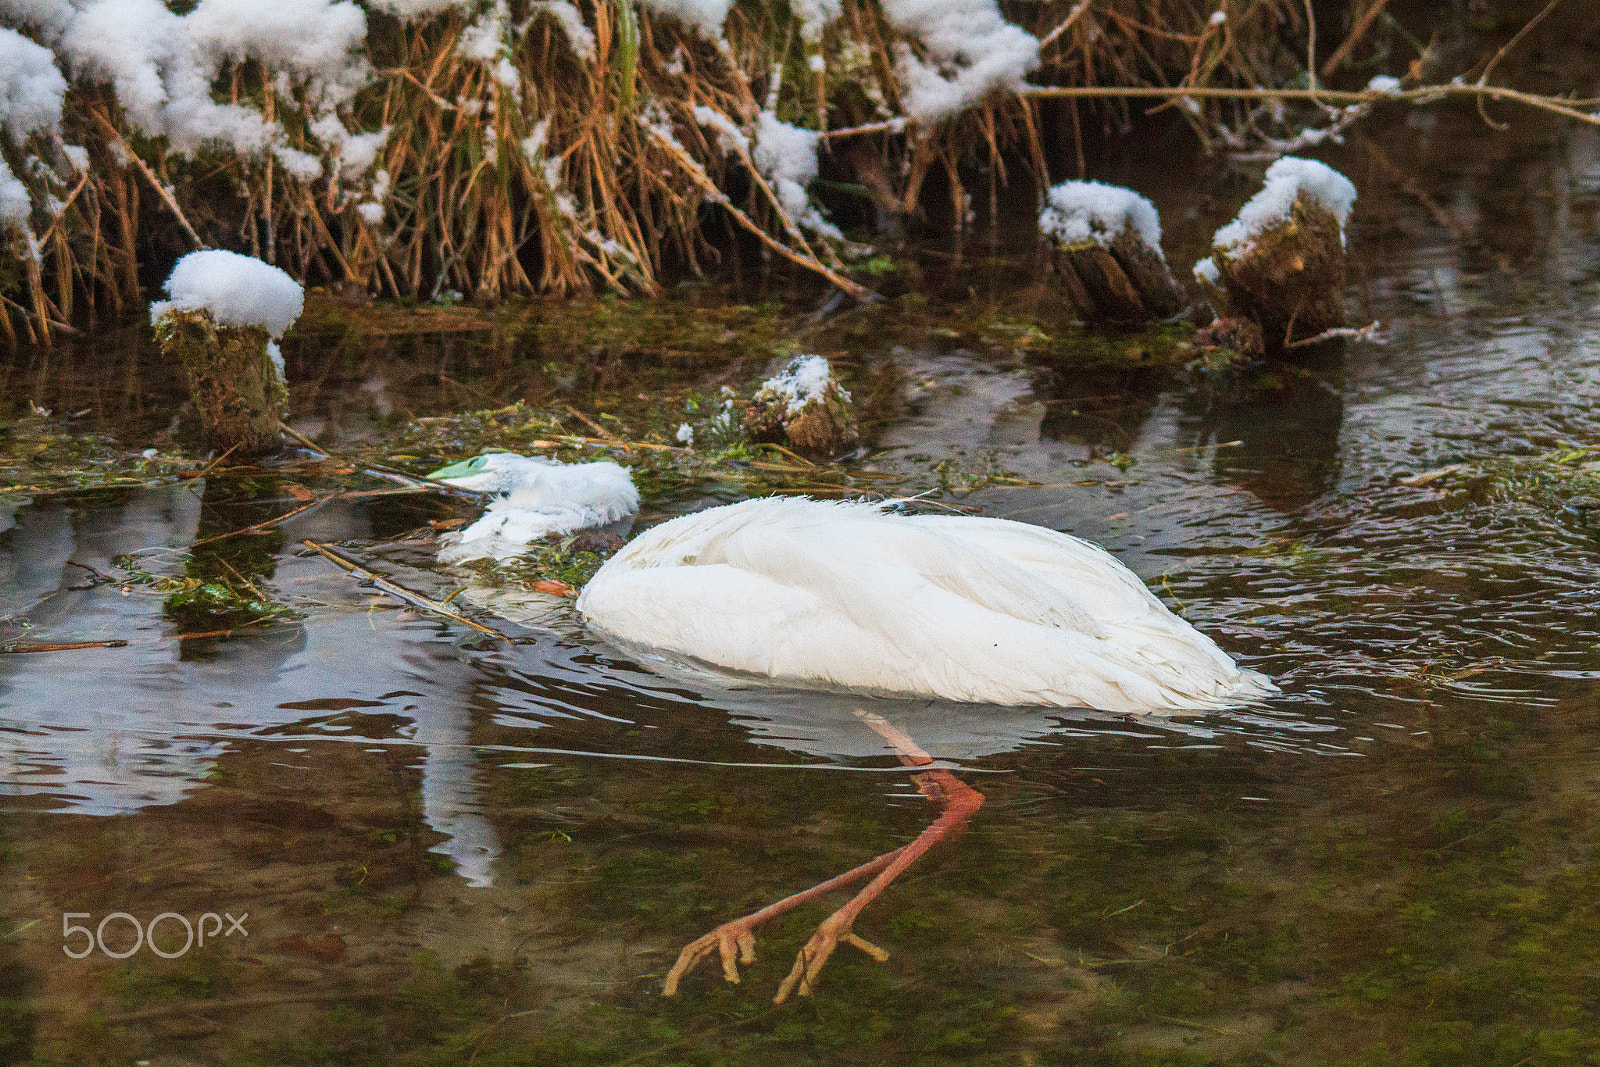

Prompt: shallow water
[{"left": 7, "top": 104, "right": 1600, "bottom": 1065}]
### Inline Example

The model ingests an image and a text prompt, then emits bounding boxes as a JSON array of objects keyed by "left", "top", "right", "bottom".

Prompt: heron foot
[{"left": 775, "top": 914, "right": 890, "bottom": 1004}]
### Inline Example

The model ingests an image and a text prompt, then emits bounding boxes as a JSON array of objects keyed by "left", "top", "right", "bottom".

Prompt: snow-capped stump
[
  {"left": 1207, "top": 157, "right": 1357, "bottom": 351},
  {"left": 1040, "top": 181, "right": 1183, "bottom": 327},
  {"left": 150, "top": 250, "right": 304, "bottom": 456},
  {"left": 743, "top": 355, "right": 858, "bottom": 455}
]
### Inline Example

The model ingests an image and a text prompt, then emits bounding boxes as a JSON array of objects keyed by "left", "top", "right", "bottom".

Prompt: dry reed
[{"left": 0, "top": 0, "right": 1569, "bottom": 346}]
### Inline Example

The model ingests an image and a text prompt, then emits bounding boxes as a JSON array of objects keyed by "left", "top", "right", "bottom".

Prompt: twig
[
  {"left": 88, "top": 107, "right": 204, "bottom": 250},
  {"left": 0, "top": 640, "right": 129, "bottom": 654},
  {"left": 1320, "top": 0, "right": 1393, "bottom": 78},
  {"left": 188, "top": 492, "right": 345, "bottom": 548},
  {"left": 1039, "top": 1, "right": 1091, "bottom": 50},
  {"left": 893, "top": 82, "right": 1600, "bottom": 131},
  {"left": 1474, "top": 0, "right": 1563, "bottom": 130},
  {"left": 279, "top": 422, "right": 329, "bottom": 457},
  {"left": 564, "top": 405, "right": 619, "bottom": 440},
  {"left": 277, "top": 423, "right": 484, "bottom": 501},
  {"left": 194, "top": 442, "right": 243, "bottom": 478},
  {"left": 1285, "top": 320, "right": 1383, "bottom": 348},
  {"left": 302, "top": 540, "right": 511, "bottom": 641}
]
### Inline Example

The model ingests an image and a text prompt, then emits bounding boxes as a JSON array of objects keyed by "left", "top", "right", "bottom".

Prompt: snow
[
  {"left": 791, "top": 0, "right": 842, "bottom": 41},
  {"left": 366, "top": 0, "right": 465, "bottom": 18},
  {"left": 694, "top": 108, "right": 840, "bottom": 241},
  {"left": 0, "top": 0, "right": 74, "bottom": 43},
  {"left": 334, "top": 127, "right": 388, "bottom": 178},
  {"left": 1039, "top": 180, "right": 1163, "bottom": 258},
  {"left": 638, "top": 0, "right": 731, "bottom": 39},
  {"left": 1366, "top": 74, "right": 1401, "bottom": 95},
  {"left": 752, "top": 110, "right": 841, "bottom": 238},
  {"left": 693, "top": 105, "right": 748, "bottom": 156},
  {"left": 185, "top": 0, "right": 370, "bottom": 108},
  {"left": 756, "top": 355, "right": 847, "bottom": 417},
  {"left": 880, "top": 0, "right": 1039, "bottom": 122},
  {"left": 0, "top": 159, "right": 28, "bottom": 225},
  {"left": 150, "top": 250, "right": 305, "bottom": 339},
  {"left": 1193, "top": 256, "right": 1219, "bottom": 285},
  {"left": 273, "top": 143, "right": 324, "bottom": 181},
  {"left": 676, "top": 422, "right": 694, "bottom": 445},
  {"left": 0, "top": 26, "right": 66, "bottom": 138},
  {"left": 357, "top": 201, "right": 384, "bottom": 223},
  {"left": 1209, "top": 10, "right": 1226, "bottom": 25},
  {"left": 529, "top": 1, "right": 595, "bottom": 61},
  {"left": 1211, "top": 156, "right": 1357, "bottom": 255},
  {"left": 61, "top": 0, "right": 277, "bottom": 156}
]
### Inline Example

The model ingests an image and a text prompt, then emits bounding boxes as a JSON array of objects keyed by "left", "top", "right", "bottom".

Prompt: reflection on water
[{"left": 8, "top": 89, "right": 1600, "bottom": 1067}]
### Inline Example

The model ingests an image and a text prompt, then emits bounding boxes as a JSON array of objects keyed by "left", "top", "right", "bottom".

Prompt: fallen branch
[
  {"left": 1285, "top": 320, "right": 1384, "bottom": 348},
  {"left": 0, "top": 640, "right": 129, "bottom": 654},
  {"left": 302, "top": 540, "right": 510, "bottom": 641}
]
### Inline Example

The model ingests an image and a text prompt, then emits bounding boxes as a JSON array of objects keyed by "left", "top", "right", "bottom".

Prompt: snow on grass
[
  {"left": 0, "top": 25, "right": 65, "bottom": 138},
  {"left": 1039, "top": 180, "right": 1163, "bottom": 258},
  {"left": 150, "top": 249, "right": 305, "bottom": 339},
  {"left": 1211, "top": 156, "right": 1357, "bottom": 255},
  {"left": 752, "top": 110, "right": 842, "bottom": 239},
  {"left": 791, "top": 0, "right": 842, "bottom": 41},
  {"left": 1193, "top": 256, "right": 1219, "bottom": 285},
  {"left": 694, "top": 107, "right": 842, "bottom": 241},
  {"left": 530, "top": 1, "right": 596, "bottom": 61},
  {"left": 881, "top": 0, "right": 1039, "bottom": 122},
  {"left": 639, "top": 0, "right": 731, "bottom": 39},
  {"left": 185, "top": 0, "right": 370, "bottom": 109},
  {"left": 0, "top": 162, "right": 27, "bottom": 225}
]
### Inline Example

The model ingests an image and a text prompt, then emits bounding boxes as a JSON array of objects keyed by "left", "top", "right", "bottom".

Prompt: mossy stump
[
  {"left": 1211, "top": 193, "right": 1346, "bottom": 352},
  {"left": 1053, "top": 230, "right": 1184, "bottom": 328},
  {"left": 154, "top": 309, "right": 286, "bottom": 456},
  {"left": 744, "top": 390, "right": 859, "bottom": 455}
]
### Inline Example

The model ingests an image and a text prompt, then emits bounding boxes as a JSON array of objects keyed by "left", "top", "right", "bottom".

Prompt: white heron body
[{"left": 577, "top": 496, "right": 1274, "bottom": 715}]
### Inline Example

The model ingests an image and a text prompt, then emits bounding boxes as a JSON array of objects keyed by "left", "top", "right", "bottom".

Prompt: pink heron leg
[{"left": 662, "top": 710, "right": 985, "bottom": 1003}]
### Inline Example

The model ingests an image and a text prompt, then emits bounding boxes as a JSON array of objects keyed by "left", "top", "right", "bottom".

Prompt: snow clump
[
  {"left": 755, "top": 355, "right": 847, "bottom": 418},
  {"left": 880, "top": 0, "right": 1039, "bottom": 122},
  {"left": 1211, "top": 157, "right": 1357, "bottom": 255},
  {"left": 0, "top": 25, "right": 68, "bottom": 226},
  {"left": 1039, "top": 180, "right": 1164, "bottom": 259},
  {"left": 150, "top": 249, "right": 305, "bottom": 339},
  {"left": 637, "top": 0, "right": 732, "bottom": 39}
]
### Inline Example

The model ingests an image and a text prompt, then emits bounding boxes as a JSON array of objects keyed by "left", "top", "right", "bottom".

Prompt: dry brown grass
[{"left": 1, "top": 0, "right": 1392, "bottom": 346}]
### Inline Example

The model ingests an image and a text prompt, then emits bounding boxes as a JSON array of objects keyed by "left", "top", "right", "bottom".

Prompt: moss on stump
[
  {"left": 744, "top": 387, "right": 859, "bottom": 455},
  {"left": 154, "top": 309, "right": 286, "bottom": 456},
  {"left": 1211, "top": 193, "right": 1346, "bottom": 352}
]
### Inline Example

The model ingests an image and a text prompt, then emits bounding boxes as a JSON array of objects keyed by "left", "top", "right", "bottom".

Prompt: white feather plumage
[
  {"left": 434, "top": 453, "right": 638, "bottom": 564},
  {"left": 577, "top": 496, "right": 1275, "bottom": 714}
]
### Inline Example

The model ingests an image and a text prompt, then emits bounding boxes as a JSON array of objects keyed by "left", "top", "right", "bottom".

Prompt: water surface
[{"left": 5, "top": 104, "right": 1600, "bottom": 1065}]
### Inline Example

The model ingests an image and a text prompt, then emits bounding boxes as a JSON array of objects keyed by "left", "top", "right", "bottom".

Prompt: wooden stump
[
  {"left": 1211, "top": 193, "right": 1346, "bottom": 352},
  {"left": 1052, "top": 229, "right": 1184, "bottom": 328},
  {"left": 154, "top": 309, "right": 286, "bottom": 456}
]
